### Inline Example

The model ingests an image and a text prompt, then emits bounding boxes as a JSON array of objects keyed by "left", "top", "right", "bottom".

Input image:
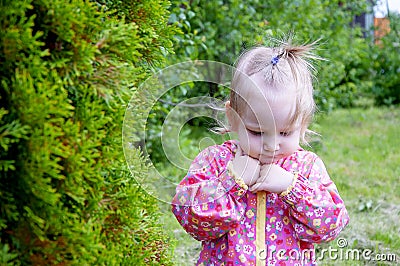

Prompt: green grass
[
  {"left": 309, "top": 107, "right": 400, "bottom": 265},
  {"left": 158, "top": 107, "right": 400, "bottom": 265}
]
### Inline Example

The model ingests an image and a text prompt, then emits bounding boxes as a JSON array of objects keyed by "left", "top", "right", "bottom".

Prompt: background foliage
[{"left": 370, "top": 12, "right": 400, "bottom": 105}]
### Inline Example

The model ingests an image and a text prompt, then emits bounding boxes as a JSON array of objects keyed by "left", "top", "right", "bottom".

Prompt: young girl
[{"left": 172, "top": 40, "right": 349, "bottom": 265}]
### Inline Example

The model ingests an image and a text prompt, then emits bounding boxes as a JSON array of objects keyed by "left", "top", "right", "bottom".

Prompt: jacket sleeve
[
  {"left": 280, "top": 154, "right": 349, "bottom": 243},
  {"left": 171, "top": 145, "right": 248, "bottom": 241}
]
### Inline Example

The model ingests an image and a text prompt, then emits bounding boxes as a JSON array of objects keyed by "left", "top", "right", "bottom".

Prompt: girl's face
[{"left": 227, "top": 73, "right": 302, "bottom": 164}]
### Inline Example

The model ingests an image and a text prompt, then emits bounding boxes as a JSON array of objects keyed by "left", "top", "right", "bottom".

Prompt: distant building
[
  {"left": 352, "top": 2, "right": 391, "bottom": 44},
  {"left": 354, "top": 11, "right": 374, "bottom": 38},
  {"left": 374, "top": 17, "right": 390, "bottom": 44}
]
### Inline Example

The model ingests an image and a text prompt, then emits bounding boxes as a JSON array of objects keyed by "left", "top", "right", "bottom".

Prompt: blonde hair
[{"left": 230, "top": 39, "right": 322, "bottom": 143}]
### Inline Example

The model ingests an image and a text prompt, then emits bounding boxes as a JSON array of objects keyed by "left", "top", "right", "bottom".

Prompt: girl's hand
[
  {"left": 250, "top": 164, "right": 294, "bottom": 193},
  {"left": 231, "top": 147, "right": 260, "bottom": 187}
]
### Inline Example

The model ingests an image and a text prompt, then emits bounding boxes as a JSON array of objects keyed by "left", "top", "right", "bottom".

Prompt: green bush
[
  {"left": 369, "top": 12, "right": 400, "bottom": 106},
  {"left": 0, "top": 0, "right": 175, "bottom": 265}
]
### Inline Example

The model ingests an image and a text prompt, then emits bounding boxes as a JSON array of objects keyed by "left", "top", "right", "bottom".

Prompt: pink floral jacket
[{"left": 172, "top": 140, "right": 349, "bottom": 265}]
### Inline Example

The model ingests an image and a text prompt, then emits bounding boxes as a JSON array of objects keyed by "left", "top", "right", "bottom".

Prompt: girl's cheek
[
  {"left": 252, "top": 135, "right": 263, "bottom": 144},
  {"left": 249, "top": 136, "right": 263, "bottom": 152}
]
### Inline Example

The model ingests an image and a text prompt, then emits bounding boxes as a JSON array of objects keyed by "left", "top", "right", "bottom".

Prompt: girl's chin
[
  {"left": 246, "top": 151, "right": 282, "bottom": 164},
  {"left": 246, "top": 154, "right": 279, "bottom": 164},
  {"left": 259, "top": 155, "right": 283, "bottom": 164},
  {"left": 259, "top": 158, "right": 278, "bottom": 164}
]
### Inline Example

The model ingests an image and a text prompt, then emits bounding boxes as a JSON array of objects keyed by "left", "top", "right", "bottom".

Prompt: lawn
[{"left": 157, "top": 106, "right": 400, "bottom": 265}]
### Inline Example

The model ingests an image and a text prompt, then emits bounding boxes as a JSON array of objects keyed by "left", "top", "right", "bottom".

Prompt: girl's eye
[
  {"left": 280, "top": 131, "right": 291, "bottom": 137},
  {"left": 247, "top": 129, "right": 262, "bottom": 136}
]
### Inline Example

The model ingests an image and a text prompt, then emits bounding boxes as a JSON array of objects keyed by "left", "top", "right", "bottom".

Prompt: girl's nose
[{"left": 263, "top": 137, "right": 279, "bottom": 152}]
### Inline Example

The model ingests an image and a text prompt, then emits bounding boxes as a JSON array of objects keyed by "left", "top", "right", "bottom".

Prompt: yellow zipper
[{"left": 256, "top": 191, "right": 266, "bottom": 266}]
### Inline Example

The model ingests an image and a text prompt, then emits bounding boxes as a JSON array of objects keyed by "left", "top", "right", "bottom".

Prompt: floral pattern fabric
[{"left": 172, "top": 140, "right": 349, "bottom": 265}]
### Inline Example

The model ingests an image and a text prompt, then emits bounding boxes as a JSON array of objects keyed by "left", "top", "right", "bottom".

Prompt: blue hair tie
[{"left": 271, "top": 56, "right": 279, "bottom": 66}]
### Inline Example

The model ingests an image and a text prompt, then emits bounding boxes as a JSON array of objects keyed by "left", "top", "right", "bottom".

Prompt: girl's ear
[{"left": 225, "top": 101, "right": 239, "bottom": 131}]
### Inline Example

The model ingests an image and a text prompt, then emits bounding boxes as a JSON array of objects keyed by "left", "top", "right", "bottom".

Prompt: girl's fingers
[
  {"left": 260, "top": 163, "right": 272, "bottom": 170},
  {"left": 235, "top": 146, "right": 242, "bottom": 158},
  {"left": 249, "top": 183, "right": 258, "bottom": 192},
  {"left": 250, "top": 175, "right": 269, "bottom": 192},
  {"left": 250, "top": 183, "right": 265, "bottom": 192},
  {"left": 235, "top": 146, "right": 249, "bottom": 158}
]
